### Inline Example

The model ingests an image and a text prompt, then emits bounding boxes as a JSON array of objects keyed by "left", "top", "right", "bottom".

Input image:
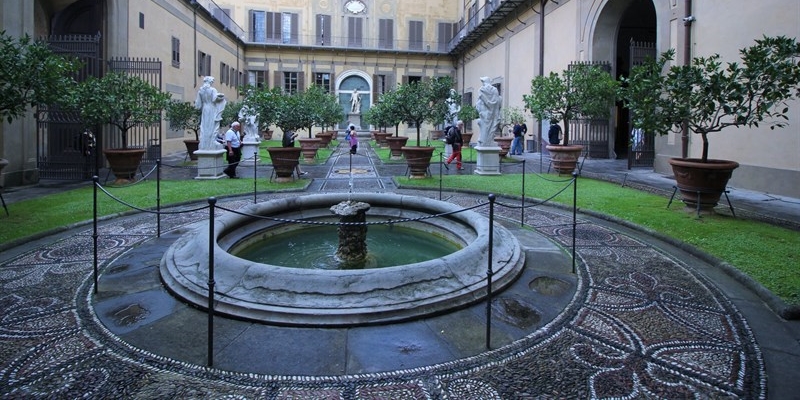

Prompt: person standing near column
[{"left": 223, "top": 121, "right": 241, "bottom": 178}]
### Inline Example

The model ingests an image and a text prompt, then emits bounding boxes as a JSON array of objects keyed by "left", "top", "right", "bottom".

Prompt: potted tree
[
  {"left": 266, "top": 91, "right": 303, "bottom": 182},
  {"left": 378, "top": 90, "right": 410, "bottom": 160},
  {"left": 242, "top": 86, "right": 282, "bottom": 141},
  {"left": 0, "top": 32, "right": 79, "bottom": 182},
  {"left": 76, "top": 72, "right": 170, "bottom": 184},
  {"left": 523, "top": 63, "right": 618, "bottom": 174},
  {"left": 457, "top": 104, "right": 479, "bottom": 146},
  {"left": 362, "top": 100, "right": 393, "bottom": 148},
  {"left": 393, "top": 76, "right": 455, "bottom": 178},
  {"left": 620, "top": 36, "right": 800, "bottom": 211},
  {"left": 165, "top": 100, "right": 201, "bottom": 161},
  {"left": 315, "top": 88, "right": 344, "bottom": 148}
]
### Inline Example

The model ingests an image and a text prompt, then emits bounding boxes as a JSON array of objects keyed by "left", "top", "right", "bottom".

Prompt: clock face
[{"left": 345, "top": 0, "right": 366, "bottom": 14}]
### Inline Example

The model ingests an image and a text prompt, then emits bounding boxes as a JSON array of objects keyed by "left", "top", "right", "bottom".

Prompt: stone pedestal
[
  {"left": 348, "top": 113, "right": 362, "bottom": 130},
  {"left": 193, "top": 149, "right": 227, "bottom": 179},
  {"left": 241, "top": 140, "right": 260, "bottom": 165},
  {"left": 330, "top": 200, "right": 371, "bottom": 267},
  {"left": 474, "top": 146, "right": 502, "bottom": 175}
]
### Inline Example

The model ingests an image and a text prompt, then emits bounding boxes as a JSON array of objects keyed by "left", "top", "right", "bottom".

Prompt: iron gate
[
  {"left": 37, "top": 34, "right": 163, "bottom": 180},
  {"left": 567, "top": 61, "right": 614, "bottom": 159},
  {"left": 628, "top": 40, "right": 657, "bottom": 168}
]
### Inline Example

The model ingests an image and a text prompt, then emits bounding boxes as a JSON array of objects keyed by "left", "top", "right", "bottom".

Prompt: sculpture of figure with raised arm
[
  {"left": 476, "top": 76, "right": 501, "bottom": 146},
  {"left": 195, "top": 76, "right": 227, "bottom": 150}
]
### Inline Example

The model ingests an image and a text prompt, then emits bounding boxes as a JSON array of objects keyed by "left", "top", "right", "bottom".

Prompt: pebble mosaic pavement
[{"left": 0, "top": 190, "right": 764, "bottom": 398}]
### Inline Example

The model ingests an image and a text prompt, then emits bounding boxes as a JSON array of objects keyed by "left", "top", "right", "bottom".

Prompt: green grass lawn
[
  {"left": 1, "top": 152, "right": 797, "bottom": 306},
  {"left": 397, "top": 174, "right": 800, "bottom": 306}
]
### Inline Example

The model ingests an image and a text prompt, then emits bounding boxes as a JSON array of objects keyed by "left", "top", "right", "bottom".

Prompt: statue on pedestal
[
  {"left": 476, "top": 76, "right": 501, "bottom": 146},
  {"left": 239, "top": 105, "right": 260, "bottom": 142},
  {"left": 445, "top": 89, "right": 461, "bottom": 127},
  {"left": 195, "top": 76, "right": 226, "bottom": 150},
  {"left": 350, "top": 89, "right": 362, "bottom": 114}
]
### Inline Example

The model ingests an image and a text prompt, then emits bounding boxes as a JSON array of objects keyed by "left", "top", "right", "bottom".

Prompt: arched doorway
[
  {"left": 336, "top": 71, "right": 370, "bottom": 130},
  {"left": 590, "top": 0, "right": 656, "bottom": 161}
]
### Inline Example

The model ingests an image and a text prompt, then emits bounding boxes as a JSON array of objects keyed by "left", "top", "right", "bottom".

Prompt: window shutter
[
  {"left": 316, "top": 14, "right": 331, "bottom": 45},
  {"left": 290, "top": 13, "right": 299, "bottom": 44},
  {"left": 348, "top": 17, "right": 363, "bottom": 47},
  {"left": 298, "top": 71, "right": 305, "bottom": 92},
  {"left": 379, "top": 19, "right": 394, "bottom": 49}
]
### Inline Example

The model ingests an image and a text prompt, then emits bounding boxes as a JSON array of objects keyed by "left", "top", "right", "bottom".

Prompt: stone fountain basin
[{"left": 160, "top": 193, "right": 525, "bottom": 326}]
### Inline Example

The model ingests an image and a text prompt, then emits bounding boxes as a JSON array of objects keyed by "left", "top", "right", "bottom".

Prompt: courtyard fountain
[{"left": 160, "top": 193, "right": 525, "bottom": 326}]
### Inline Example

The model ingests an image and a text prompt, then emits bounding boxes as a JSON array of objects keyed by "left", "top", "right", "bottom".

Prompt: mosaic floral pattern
[{"left": 0, "top": 193, "right": 764, "bottom": 398}]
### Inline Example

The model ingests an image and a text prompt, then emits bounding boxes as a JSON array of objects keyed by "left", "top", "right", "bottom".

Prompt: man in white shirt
[{"left": 223, "top": 121, "right": 242, "bottom": 178}]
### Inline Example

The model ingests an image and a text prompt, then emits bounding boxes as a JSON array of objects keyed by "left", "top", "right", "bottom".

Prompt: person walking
[
  {"left": 223, "top": 121, "right": 241, "bottom": 178},
  {"left": 445, "top": 121, "right": 464, "bottom": 170},
  {"left": 348, "top": 128, "right": 359, "bottom": 155},
  {"left": 511, "top": 121, "right": 523, "bottom": 155}
]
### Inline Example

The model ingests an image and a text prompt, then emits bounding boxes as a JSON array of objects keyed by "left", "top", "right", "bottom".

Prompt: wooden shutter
[
  {"left": 379, "top": 19, "right": 394, "bottom": 49},
  {"left": 290, "top": 13, "right": 299, "bottom": 44},
  {"left": 348, "top": 17, "right": 363, "bottom": 47},
  {"left": 409, "top": 21, "right": 423, "bottom": 50},
  {"left": 316, "top": 14, "right": 331, "bottom": 45},
  {"left": 274, "top": 71, "right": 281, "bottom": 90}
]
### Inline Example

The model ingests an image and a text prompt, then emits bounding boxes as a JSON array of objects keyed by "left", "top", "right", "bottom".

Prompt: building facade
[{"left": 1, "top": 0, "right": 798, "bottom": 197}]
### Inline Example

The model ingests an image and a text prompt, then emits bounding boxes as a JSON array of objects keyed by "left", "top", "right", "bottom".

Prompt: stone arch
[
  {"left": 587, "top": 0, "right": 657, "bottom": 158},
  {"left": 335, "top": 70, "right": 372, "bottom": 129}
]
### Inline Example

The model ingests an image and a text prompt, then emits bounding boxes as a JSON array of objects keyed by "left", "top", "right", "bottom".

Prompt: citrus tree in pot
[
  {"left": 391, "top": 76, "right": 456, "bottom": 178},
  {"left": 165, "top": 100, "right": 201, "bottom": 161},
  {"left": 523, "top": 63, "right": 618, "bottom": 174},
  {"left": 76, "top": 72, "right": 170, "bottom": 183},
  {"left": 620, "top": 36, "right": 800, "bottom": 211},
  {"left": 0, "top": 32, "right": 79, "bottom": 181}
]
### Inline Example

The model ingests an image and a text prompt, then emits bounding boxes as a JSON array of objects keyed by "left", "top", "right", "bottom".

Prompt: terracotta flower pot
[
  {"left": 546, "top": 144, "right": 584, "bottom": 175},
  {"left": 386, "top": 136, "right": 409, "bottom": 160},
  {"left": 494, "top": 136, "right": 513, "bottom": 157},
  {"left": 267, "top": 147, "right": 301, "bottom": 182},
  {"left": 103, "top": 148, "right": 146, "bottom": 184},
  {"left": 183, "top": 139, "right": 199, "bottom": 161},
  {"left": 401, "top": 146, "right": 435, "bottom": 179},
  {"left": 669, "top": 158, "right": 739, "bottom": 211},
  {"left": 373, "top": 132, "right": 393, "bottom": 148},
  {"left": 315, "top": 132, "right": 333, "bottom": 148},
  {"left": 298, "top": 138, "right": 322, "bottom": 164}
]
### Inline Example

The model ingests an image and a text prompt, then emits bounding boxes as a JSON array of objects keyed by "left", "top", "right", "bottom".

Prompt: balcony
[{"left": 447, "top": 0, "right": 529, "bottom": 55}]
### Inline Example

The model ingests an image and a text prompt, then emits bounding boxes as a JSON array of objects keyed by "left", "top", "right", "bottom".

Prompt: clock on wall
[{"left": 345, "top": 0, "right": 367, "bottom": 14}]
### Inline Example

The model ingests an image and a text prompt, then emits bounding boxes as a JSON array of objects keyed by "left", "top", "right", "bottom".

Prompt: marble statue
[
  {"left": 350, "top": 89, "right": 361, "bottom": 114},
  {"left": 239, "top": 105, "right": 260, "bottom": 142},
  {"left": 195, "top": 76, "right": 226, "bottom": 150},
  {"left": 445, "top": 89, "right": 461, "bottom": 127},
  {"left": 476, "top": 76, "right": 501, "bottom": 146}
]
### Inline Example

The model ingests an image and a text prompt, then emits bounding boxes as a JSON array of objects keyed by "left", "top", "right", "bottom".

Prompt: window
[
  {"left": 283, "top": 71, "right": 298, "bottom": 94},
  {"left": 251, "top": 11, "right": 298, "bottom": 44},
  {"left": 484, "top": 0, "right": 494, "bottom": 17},
  {"left": 139, "top": 12, "right": 144, "bottom": 29},
  {"left": 171, "top": 37, "right": 180, "bottom": 68},
  {"left": 379, "top": 19, "right": 394, "bottom": 49},
  {"left": 316, "top": 14, "right": 331, "bottom": 46},
  {"left": 198, "top": 51, "right": 211, "bottom": 76},
  {"left": 213, "top": 7, "right": 232, "bottom": 30},
  {"left": 220, "top": 62, "right": 230, "bottom": 86},
  {"left": 315, "top": 72, "right": 331, "bottom": 92},
  {"left": 248, "top": 70, "right": 267, "bottom": 88},
  {"left": 437, "top": 22, "right": 454, "bottom": 52},
  {"left": 348, "top": 17, "right": 364, "bottom": 47},
  {"left": 409, "top": 21, "right": 423, "bottom": 51},
  {"left": 250, "top": 11, "right": 266, "bottom": 42}
]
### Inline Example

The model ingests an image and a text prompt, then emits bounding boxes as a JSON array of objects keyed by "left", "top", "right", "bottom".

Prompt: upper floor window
[
  {"left": 198, "top": 51, "right": 211, "bottom": 76},
  {"left": 379, "top": 19, "right": 394, "bottom": 49},
  {"left": 316, "top": 14, "right": 331, "bottom": 46},
  {"left": 348, "top": 17, "right": 364, "bottom": 47},
  {"left": 409, "top": 21, "right": 423, "bottom": 51},
  {"left": 171, "top": 37, "right": 180, "bottom": 68},
  {"left": 437, "top": 22, "right": 454, "bottom": 52},
  {"left": 250, "top": 11, "right": 298, "bottom": 44}
]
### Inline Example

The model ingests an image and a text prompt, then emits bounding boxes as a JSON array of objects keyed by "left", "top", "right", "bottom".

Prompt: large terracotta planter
[
  {"left": 315, "top": 132, "right": 333, "bottom": 148},
  {"left": 374, "top": 132, "right": 393, "bottom": 148},
  {"left": 494, "top": 136, "right": 513, "bottom": 157},
  {"left": 267, "top": 147, "right": 301, "bottom": 182},
  {"left": 401, "top": 146, "right": 435, "bottom": 179},
  {"left": 298, "top": 138, "right": 322, "bottom": 164},
  {"left": 386, "top": 136, "right": 409, "bottom": 160},
  {"left": 669, "top": 158, "right": 740, "bottom": 211},
  {"left": 461, "top": 132, "right": 474, "bottom": 146},
  {"left": 183, "top": 139, "right": 199, "bottom": 161},
  {"left": 546, "top": 144, "right": 584, "bottom": 175},
  {"left": 103, "top": 148, "right": 146, "bottom": 184},
  {"left": 429, "top": 130, "right": 445, "bottom": 140}
]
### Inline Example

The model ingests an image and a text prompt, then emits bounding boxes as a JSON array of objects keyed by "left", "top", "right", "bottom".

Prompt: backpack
[
  {"left": 444, "top": 126, "right": 455, "bottom": 144},
  {"left": 345, "top": 130, "right": 351, "bottom": 142}
]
